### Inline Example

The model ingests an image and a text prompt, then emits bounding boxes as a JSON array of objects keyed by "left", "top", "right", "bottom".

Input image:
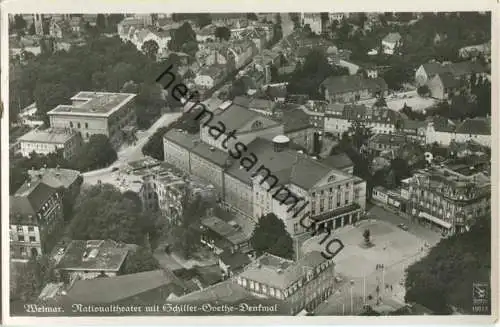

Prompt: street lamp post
[
  {"left": 363, "top": 275, "right": 366, "bottom": 304},
  {"left": 350, "top": 280, "right": 354, "bottom": 313}
]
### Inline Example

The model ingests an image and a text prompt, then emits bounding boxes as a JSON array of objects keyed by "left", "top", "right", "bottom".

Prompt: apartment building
[
  {"left": 236, "top": 251, "right": 335, "bottom": 315},
  {"left": 403, "top": 166, "right": 490, "bottom": 235},
  {"left": 10, "top": 181, "right": 63, "bottom": 261},
  {"left": 47, "top": 91, "right": 137, "bottom": 148}
]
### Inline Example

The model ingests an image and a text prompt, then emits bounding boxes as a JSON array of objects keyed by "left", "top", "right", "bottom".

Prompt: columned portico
[{"left": 312, "top": 203, "right": 361, "bottom": 232}]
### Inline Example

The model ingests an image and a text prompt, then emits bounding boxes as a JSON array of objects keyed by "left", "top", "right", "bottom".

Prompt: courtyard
[{"left": 302, "top": 218, "right": 435, "bottom": 315}]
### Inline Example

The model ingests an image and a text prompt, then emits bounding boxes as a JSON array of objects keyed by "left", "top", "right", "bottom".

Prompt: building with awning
[
  {"left": 403, "top": 165, "right": 490, "bottom": 235},
  {"left": 418, "top": 212, "right": 452, "bottom": 230}
]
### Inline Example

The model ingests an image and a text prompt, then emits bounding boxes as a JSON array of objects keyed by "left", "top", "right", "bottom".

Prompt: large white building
[
  {"left": 18, "top": 128, "right": 82, "bottom": 159},
  {"left": 47, "top": 92, "right": 136, "bottom": 147},
  {"left": 163, "top": 102, "right": 367, "bottom": 232},
  {"left": 425, "top": 116, "right": 491, "bottom": 147},
  {"left": 324, "top": 104, "right": 405, "bottom": 138}
]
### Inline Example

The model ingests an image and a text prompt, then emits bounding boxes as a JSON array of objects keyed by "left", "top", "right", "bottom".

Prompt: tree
[
  {"left": 289, "top": 13, "right": 301, "bottom": 29},
  {"left": 168, "top": 22, "right": 198, "bottom": 56},
  {"left": 70, "top": 134, "right": 117, "bottom": 171},
  {"left": 13, "top": 14, "right": 27, "bottom": 30},
  {"left": 417, "top": 85, "right": 430, "bottom": 97},
  {"left": 12, "top": 255, "right": 56, "bottom": 302},
  {"left": 142, "top": 126, "right": 169, "bottom": 160},
  {"left": 247, "top": 13, "right": 259, "bottom": 21},
  {"left": 122, "top": 247, "right": 160, "bottom": 274},
  {"left": 363, "top": 229, "right": 371, "bottom": 245},
  {"left": 287, "top": 48, "right": 348, "bottom": 99},
  {"left": 250, "top": 213, "right": 294, "bottom": 260},
  {"left": 229, "top": 78, "right": 248, "bottom": 99},
  {"left": 69, "top": 184, "right": 149, "bottom": 245},
  {"left": 374, "top": 96, "right": 387, "bottom": 108},
  {"left": 96, "top": 14, "right": 106, "bottom": 30},
  {"left": 28, "top": 23, "right": 35, "bottom": 35},
  {"left": 34, "top": 82, "right": 72, "bottom": 125},
  {"left": 214, "top": 26, "right": 231, "bottom": 41},
  {"left": 405, "top": 216, "right": 490, "bottom": 314},
  {"left": 196, "top": 14, "right": 212, "bottom": 28},
  {"left": 142, "top": 39, "right": 159, "bottom": 59}
]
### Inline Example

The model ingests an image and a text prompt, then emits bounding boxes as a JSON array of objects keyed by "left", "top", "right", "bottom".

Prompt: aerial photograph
[{"left": 6, "top": 12, "right": 492, "bottom": 317}]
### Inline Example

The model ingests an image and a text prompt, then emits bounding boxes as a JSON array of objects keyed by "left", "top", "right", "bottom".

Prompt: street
[
  {"left": 301, "top": 204, "right": 441, "bottom": 315},
  {"left": 82, "top": 112, "right": 181, "bottom": 185}
]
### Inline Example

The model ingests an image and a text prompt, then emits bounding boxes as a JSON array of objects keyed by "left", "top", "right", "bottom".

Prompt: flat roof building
[{"left": 47, "top": 92, "right": 137, "bottom": 148}]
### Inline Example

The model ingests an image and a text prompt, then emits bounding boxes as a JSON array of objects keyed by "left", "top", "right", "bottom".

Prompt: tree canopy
[
  {"left": 405, "top": 215, "right": 491, "bottom": 314},
  {"left": 287, "top": 48, "right": 349, "bottom": 99},
  {"left": 69, "top": 184, "right": 152, "bottom": 245},
  {"left": 142, "top": 126, "right": 169, "bottom": 160},
  {"left": 214, "top": 26, "right": 231, "bottom": 41},
  {"left": 122, "top": 247, "right": 160, "bottom": 275},
  {"left": 9, "top": 35, "right": 166, "bottom": 128},
  {"left": 250, "top": 213, "right": 295, "bottom": 260},
  {"left": 70, "top": 134, "right": 117, "bottom": 172},
  {"left": 168, "top": 22, "right": 198, "bottom": 57},
  {"left": 142, "top": 39, "right": 160, "bottom": 60}
]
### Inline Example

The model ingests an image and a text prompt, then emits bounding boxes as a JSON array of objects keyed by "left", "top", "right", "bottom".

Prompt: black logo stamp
[{"left": 472, "top": 282, "right": 490, "bottom": 314}]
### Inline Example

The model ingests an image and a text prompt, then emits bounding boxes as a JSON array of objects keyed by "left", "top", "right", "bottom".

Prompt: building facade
[
  {"left": 403, "top": 167, "right": 490, "bottom": 235},
  {"left": 48, "top": 92, "right": 137, "bottom": 147},
  {"left": 10, "top": 181, "right": 63, "bottom": 261},
  {"left": 19, "top": 128, "right": 82, "bottom": 160},
  {"left": 236, "top": 252, "right": 336, "bottom": 315}
]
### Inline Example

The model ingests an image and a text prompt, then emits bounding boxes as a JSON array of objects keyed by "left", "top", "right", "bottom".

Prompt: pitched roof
[
  {"left": 455, "top": 118, "right": 490, "bottom": 136},
  {"left": 321, "top": 75, "right": 387, "bottom": 95},
  {"left": 190, "top": 141, "right": 229, "bottom": 166},
  {"left": 211, "top": 103, "right": 274, "bottom": 131},
  {"left": 11, "top": 181, "right": 58, "bottom": 217},
  {"left": 281, "top": 109, "right": 312, "bottom": 133},
  {"left": 232, "top": 96, "right": 252, "bottom": 108},
  {"left": 64, "top": 269, "right": 186, "bottom": 304},
  {"left": 239, "top": 251, "right": 328, "bottom": 290},
  {"left": 422, "top": 61, "right": 487, "bottom": 78},
  {"left": 163, "top": 129, "right": 198, "bottom": 149},
  {"left": 431, "top": 116, "right": 456, "bottom": 133},
  {"left": 402, "top": 119, "right": 426, "bottom": 130},
  {"left": 25, "top": 168, "right": 80, "bottom": 190},
  {"left": 320, "top": 153, "right": 354, "bottom": 170},
  {"left": 200, "top": 216, "right": 250, "bottom": 245},
  {"left": 435, "top": 72, "right": 460, "bottom": 89},
  {"left": 18, "top": 128, "right": 78, "bottom": 144},
  {"left": 225, "top": 137, "right": 351, "bottom": 189},
  {"left": 370, "top": 134, "right": 407, "bottom": 146},
  {"left": 55, "top": 240, "right": 130, "bottom": 272}
]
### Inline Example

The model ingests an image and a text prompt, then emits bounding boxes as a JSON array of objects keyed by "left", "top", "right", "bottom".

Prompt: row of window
[
  {"left": 14, "top": 226, "right": 35, "bottom": 233},
  {"left": 69, "top": 121, "right": 89, "bottom": 129},
  {"left": 13, "top": 235, "right": 37, "bottom": 242}
]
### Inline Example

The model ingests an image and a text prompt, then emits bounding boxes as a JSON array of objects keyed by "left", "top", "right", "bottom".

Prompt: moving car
[{"left": 397, "top": 223, "right": 409, "bottom": 231}]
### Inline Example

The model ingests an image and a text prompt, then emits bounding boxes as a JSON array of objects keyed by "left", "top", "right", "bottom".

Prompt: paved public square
[{"left": 302, "top": 217, "right": 438, "bottom": 315}]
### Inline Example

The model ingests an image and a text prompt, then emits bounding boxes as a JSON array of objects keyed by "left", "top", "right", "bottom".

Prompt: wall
[
  {"left": 223, "top": 174, "right": 253, "bottom": 217},
  {"left": 50, "top": 114, "right": 109, "bottom": 141},
  {"left": 189, "top": 153, "right": 225, "bottom": 193},
  {"left": 163, "top": 139, "right": 191, "bottom": 172}
]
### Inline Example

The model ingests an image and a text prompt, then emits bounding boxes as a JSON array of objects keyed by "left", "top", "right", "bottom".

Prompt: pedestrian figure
[{"left": 390, "top": 285, "right": 393, "bottom": 291}]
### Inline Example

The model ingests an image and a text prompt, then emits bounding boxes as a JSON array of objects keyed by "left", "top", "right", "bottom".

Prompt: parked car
[
  {"left": 397, "top": 223, "right": 409, "bottom": 231},
  {"left": 111, "top": 167, "right": 119, "bottom": 172}
]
